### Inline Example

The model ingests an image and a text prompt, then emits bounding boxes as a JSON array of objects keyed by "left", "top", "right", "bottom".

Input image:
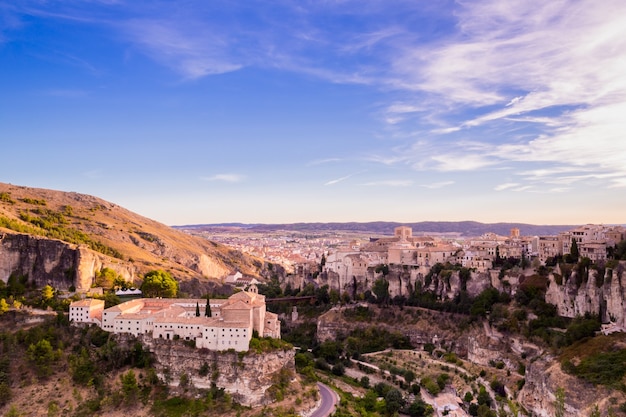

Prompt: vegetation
[
  {"left": 140, "top": 270, "right": 179, "bottom": 298},
  {"left": 0, "top": 211, "right": 123, "bottom": 259}
]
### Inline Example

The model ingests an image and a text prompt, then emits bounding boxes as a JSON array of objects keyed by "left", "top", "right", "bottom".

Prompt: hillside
[{"left": 0, "top": 183, "right": 263, "bottom": 290}]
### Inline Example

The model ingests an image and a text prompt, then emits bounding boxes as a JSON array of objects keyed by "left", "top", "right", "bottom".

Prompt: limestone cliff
[
  {"left": 0, "top": 232, "right": 135, "bottom": 291},
  {"left": 545, "top": 262, "right": 626, "bottom": 326},
  {"left": 140, "top": 337, "right": 295, "bottom": 407},
  {"left": 317, "top": 265, "right": 491, "bottom": 301},
  {"left": 519, "top": 355, "right": 618, "bottom": 416}
]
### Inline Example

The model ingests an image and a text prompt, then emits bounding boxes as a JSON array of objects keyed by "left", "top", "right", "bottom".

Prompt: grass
[{"left": 560, "top": 333, "right": 626, "bottom": 387}]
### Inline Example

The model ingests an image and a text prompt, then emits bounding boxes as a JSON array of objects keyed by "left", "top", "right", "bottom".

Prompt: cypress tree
[
  {"left": 195, "top": 302, "right": 200, "bottom": 317},
  {"left": 205, "top": 298, "right": 212, "bottom": 317}
]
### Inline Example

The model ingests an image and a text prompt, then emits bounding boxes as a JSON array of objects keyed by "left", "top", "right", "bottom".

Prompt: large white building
[{"left": 70, "top": 285, "right": 280, "bottom": 352}]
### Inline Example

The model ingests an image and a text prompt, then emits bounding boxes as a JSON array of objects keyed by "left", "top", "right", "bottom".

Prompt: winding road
[{"left": 309, "top": 382, "right": 338, "bottom": 417}]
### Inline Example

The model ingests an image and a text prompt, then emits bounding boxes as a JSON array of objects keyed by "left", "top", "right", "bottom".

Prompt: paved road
[{"left": 309, "top": 382, "right": 338, "bottom": 417}]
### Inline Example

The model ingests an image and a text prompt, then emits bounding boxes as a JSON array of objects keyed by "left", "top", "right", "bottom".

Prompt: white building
[
  {"left": 70, "top": 285, "right": 280, "bottom": 352},
  {"left": 69, "top": 298, "right": 105, "bottom": 326}
]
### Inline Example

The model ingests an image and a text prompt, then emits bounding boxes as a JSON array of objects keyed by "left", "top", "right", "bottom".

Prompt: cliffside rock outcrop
[
  {"left": 140, "top": 336, "right": 295, "bottom": 407},
  {"left": 316, "top": 265, "right": 491, "bottom": 301},
  {"left": 0, "top": 232, "right": 135, "bottom": 291},
  {"left": 519, "top": 355, "right": 618, "bottom": 416},
  {"left": 546, "top": 263, "right": 626, "bottom": 327}
]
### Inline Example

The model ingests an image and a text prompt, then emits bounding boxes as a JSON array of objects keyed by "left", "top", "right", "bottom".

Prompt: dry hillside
[{"left": 0, "top": 182, "right": 263, "bottom": 288}]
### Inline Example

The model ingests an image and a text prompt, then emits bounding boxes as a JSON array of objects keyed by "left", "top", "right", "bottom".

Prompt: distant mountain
[
  {"left": 177, "top": 221, "right": 578, "bottom": 237},
  {"left": 0, "top": 183, "right": 263, "bottom": 285}
]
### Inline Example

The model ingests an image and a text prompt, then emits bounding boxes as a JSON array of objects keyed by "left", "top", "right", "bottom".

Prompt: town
[{"left": 194, "top": 223, "right": 625, "bottom": 288}]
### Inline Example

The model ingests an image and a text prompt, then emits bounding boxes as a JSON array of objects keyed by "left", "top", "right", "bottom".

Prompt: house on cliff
[
  {"left": 69, "top": 298, "right": 105, "bottom": 326},
  {"left": 69, "top": 285, "right": 280, "bottom": 352}
]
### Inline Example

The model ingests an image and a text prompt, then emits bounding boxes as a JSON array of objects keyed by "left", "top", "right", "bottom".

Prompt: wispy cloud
[
  {"left": 361, "top": 180, "right": 413, "bottom": 187},
  {"left": 419, "top": 181, "right": 454, "bottom": 189},
  {"left": 201, "top": 174, "right": 245, "bottom": 183},
  {"left": 123, "top": 19, "right": 242, "bottom": 79},
  {"left": 306, "top": 158, "right": 342, "bottom": 166},
  {"left": 494, "top": 183, "right": 519, "bottom": 192},
  {"left": 324, "top": 174, "right": 355, "bottom": 186},
  {"left": 374, "top": 0, "right": 626, "bottom": 191}
]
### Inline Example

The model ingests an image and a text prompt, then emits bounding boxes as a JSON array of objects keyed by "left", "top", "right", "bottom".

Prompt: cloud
[
  {"left": 324, "top": 174, "right": 354, "bottom": 186},
  {"left": 419, "top": 181, "right": 454, "bottom": 189},
  {"left": 123, "top": 19, "right": 243, "bottom": 79},
  {"left": 371, "top": 0, "right": 626, "bottom": 191},
  {"left": 361, "top": 180, "right": 413, "bottom": 187},
  {"left": 306, "top": 158, "right": 342, "bottom": 166},
  {"left": 201, "top": 174, "right": 245, "bottom": 183},
  {"left": 494, "top": 183, "right": 519, "bottom": 191}
]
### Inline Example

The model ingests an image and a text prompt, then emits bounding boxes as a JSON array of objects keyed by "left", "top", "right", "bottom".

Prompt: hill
[{"left": 0, "top": 183, "right": 263, "bottom": 292}]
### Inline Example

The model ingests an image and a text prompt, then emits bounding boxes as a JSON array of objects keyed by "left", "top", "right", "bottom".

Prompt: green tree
[
  {"left": 41, "top": 285, "right": 54, "bottom": 302},
  {"left": 205, "top": 298, "right": 212, "bottom": 317},
  {"left": 95, "top": 267, "right": 119, "bottom": 288},
  {"left": 27, "top": 339, "right": 56, "bottom": 377},
  {"left": 385, "top": 388, "right": 405, "bottom": 415},
  {"left": 140, "top": 270, "right": 178, "bottom": 298},
  {"left": 408, "top": 399, "right": 433, "bottom": 417},
  {"left": 195, "top": 302, "right": 200, "bottom": 317},
  {"left": 477, "top": 386, "right": 491, "bottom": 407},
  {"left": 373, "top": 278, "right": 390, "bottom": 305},
  {"left": 570, "top": 239, "right": 580, "bottom": 262},
  {"left": 113, "top": 276, "right": 132, "bottom": 290},
  {"left": 120, "top": 370, "right": 139, "bottom": 404},
  {"left": 404, "top": 369, "right": 416, "bottom": 385},
  {"left": 69, "top": 348, "right": 96, "bottom": 385}
]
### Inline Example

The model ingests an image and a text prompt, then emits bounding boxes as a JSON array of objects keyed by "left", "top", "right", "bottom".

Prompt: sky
[{"left": 1, "top": 1, "right": 626, "bottom": 226}]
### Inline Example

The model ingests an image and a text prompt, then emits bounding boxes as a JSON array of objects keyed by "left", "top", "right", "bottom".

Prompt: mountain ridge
[{"left": 176, "top": 220, "right": 580, "bottom": 237}]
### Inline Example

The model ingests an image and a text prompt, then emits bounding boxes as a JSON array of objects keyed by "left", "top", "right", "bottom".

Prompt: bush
[
  {"left": 331, "top": 363, "right": 345, "bottom": 376},
  {"left": 420, "top": 376, "right": 441, "bottom": 396}
]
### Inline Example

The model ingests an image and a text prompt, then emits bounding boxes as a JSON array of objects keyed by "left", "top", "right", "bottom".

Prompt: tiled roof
[{"left": 70, "top": 299, "right": 105, "bottom": 308}]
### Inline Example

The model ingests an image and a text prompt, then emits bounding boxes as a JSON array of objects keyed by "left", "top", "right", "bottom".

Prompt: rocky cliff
[
  {"left": 317, "top": 265, "right": 491, "bottom": 301},
  {"left": 0, "top": 232, "right": 134, "bottom": 291},
  {"left": 546, "top": 262, "right": 626, "bottom": 327},
  {"left": 519, "top": 355, "right": 619, "bottom": 416},
  {"left": 139, "top": 336, "right": 295, "bottom": 407}
]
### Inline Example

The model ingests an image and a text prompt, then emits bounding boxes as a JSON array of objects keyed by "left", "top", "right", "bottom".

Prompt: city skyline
[{"left": 2, "top": 1, "right": 625, "bottom": 226}]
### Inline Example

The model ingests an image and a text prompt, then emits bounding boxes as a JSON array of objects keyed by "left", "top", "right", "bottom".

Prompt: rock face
[
  {"left": 545, "top": 263, "right": 626, "bottom": 327},
  {"left": 519, "top": 355, "right": 617, "bottom": 416},
  {"left": 0, "top": 232, "right": 135, "bottom": 291},
  {"left": 140, "top": 337, "right": 295, "bottom": 407},
  {"left": 317, "top": 265, "right": 491, "bottom": 301}
]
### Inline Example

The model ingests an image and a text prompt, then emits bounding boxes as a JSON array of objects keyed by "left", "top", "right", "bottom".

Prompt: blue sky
[{"left": 1, "top": 1, "right": 625, "bottom": 226}]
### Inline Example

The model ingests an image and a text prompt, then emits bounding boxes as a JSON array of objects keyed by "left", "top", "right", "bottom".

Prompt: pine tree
[{"left": 570, "top": 239, "right": 580, "bottom": 262}]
